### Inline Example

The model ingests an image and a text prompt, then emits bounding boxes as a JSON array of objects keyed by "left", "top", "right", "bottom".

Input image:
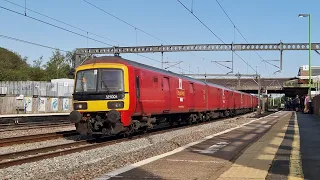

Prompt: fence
[
  {"left": 313, "top": 95, "right": 320, "bottom": 116},
  {"left": 0, "top": 96, "right": 73, "bottom": 114},
  {"left": 0, "top": 80, "right": 74, "bottom": 97}
]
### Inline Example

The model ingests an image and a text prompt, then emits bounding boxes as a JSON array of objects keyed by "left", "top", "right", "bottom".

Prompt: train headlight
[
  {"left": 107, "top": 101, "right": 124, "bottom": 109},
  {"left": 73, "top": 102, "right": 87, "bottom": 110}
]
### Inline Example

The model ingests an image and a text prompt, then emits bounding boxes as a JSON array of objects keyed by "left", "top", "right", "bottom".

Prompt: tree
[
  {"left": 0, "top": 47, "right": 29, "bottom": 81},
  {"left": 43, "top": 50, "right": 72, "bottom": 80},
  {"left": 0, "top": 47, "right": 74, "bottom": 81},
  {"left": 29, "top": 56, "right": 47, "bottom": 81},
  {"left": 65, "top": 50, "right": 76, "bottom": 67},
  {"left": 32, "top": 56, "right": 43, "bottom": 68}
]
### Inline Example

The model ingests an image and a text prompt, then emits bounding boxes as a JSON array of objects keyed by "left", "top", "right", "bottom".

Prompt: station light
[
  {"left": 298, "top": 14, "right": 309, "bottom": 18},
  {"left": 298, "top": 13, "right": 312, "bottom": 100}
]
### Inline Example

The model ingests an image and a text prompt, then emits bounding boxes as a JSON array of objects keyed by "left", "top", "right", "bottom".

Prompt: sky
[{"left": 1, "top": 0, "right": 319, "bottom": 78}]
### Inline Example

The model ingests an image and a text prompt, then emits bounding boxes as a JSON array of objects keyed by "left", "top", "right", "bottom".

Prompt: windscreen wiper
[{"left": 101, "top": 79, "right": 111, "bottom": 92}]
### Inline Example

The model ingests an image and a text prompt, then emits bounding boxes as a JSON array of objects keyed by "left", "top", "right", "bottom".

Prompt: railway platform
[
  {"left": 0, "top": 113, "right": 69, "bottom": 124},
  {"left": 97, "top": 111, "right": 320, "bottom": 180},
  {"left": 0, "top": 112, "right": 69, "bottom": 118}
]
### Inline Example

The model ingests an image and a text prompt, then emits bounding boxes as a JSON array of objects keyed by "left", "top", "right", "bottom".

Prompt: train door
[
  {"left": 163, "top": 77, "right": 171, "bottom": 111},
  {"left": 217, "top": 89, "right": 222, "bottom": 109},
  {"left": 232, "top": 92, "right": 235, "bottom": 109},
  {"left": 222, "top": 89, "right": 226, "bottom": 109},
  {"left": 135, "top": 69, "right": 142, "bottom": 114},
  {"left": 189, "top": 82, "right": 195, "bottom": 110},
  {"left": 240, "top": 94, "right": 243, "bottom": 108}
]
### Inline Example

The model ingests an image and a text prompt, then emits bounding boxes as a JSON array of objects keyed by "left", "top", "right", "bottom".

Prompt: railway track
[
  {"left": 0, "top": 125, "right": 179, "bottom": 169},
  {"left": 0, "top": 122, "right": 73, "bottom": 132},
  {"left": 0, "top": 130, "right": 78, "bottom": 147},
  {"left": 0, "top": 111, "right": 269, "bottom": 169}
]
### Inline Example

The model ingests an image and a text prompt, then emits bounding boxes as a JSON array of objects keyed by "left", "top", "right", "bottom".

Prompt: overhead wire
[
  {"left": 176, "top": 0, "right": 226, "bottom": 44},
  {"left": 81, "top": 0, "right": 211, "bottom": 74},
  {"left": 175, "top": 0, "right": 254, "bottom": 89},
  {"left": 1, "top": 1, "right": 194, "bottom": 73},
  {"left": 81, "top": 0, "right": 196, "bottom": 73},
  {"left": 0, "top": 5, "right": 113, "bottom": 46},
  {"left": 174, "top": 0, "right": 233, "bottom": 77},
  {"left": 82, "top": 0, "right": 169, "bottom": 45},
  {"left": 3, "top": 0, "right": 123, "bottom": 45},
  {"left": 176, "top": 0, "right": 256, "bottom": 74},
  {"left": 215, "top": 0, "right": 283, "bottom": 90},
  {"left": 0, "top": 34, "right": 70, "bottom": 52},
  {"left": 215, "top": 0, "right": 279, "bottom": 78}
]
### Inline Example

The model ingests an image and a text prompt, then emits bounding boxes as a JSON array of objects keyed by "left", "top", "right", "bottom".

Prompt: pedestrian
[
  {"left": 300, "top": 95, "right": 305, "bottom": 111},
  {"left": 295, "top": 95, "right": 300, "bottom": 112},
  {"left": 304, "top": 94, "right": 310, "bottom": 113}
]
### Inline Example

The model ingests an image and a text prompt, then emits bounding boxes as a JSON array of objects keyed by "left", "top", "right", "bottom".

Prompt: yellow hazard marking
[
  {"left": 216, "top": 112, "right": 291, "bottom": 179},
  {"left": 288, "top": 112, "right": 304, "bottom": 180}
]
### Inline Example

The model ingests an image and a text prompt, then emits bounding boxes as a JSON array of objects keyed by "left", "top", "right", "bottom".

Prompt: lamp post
[{"left": 298, "top": 13, "right": 312, "bottom": 100}]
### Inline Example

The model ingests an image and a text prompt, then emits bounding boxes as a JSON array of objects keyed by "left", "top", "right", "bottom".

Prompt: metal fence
[{"left": 0, "top": 81, "right": 74, "bottom": 97}]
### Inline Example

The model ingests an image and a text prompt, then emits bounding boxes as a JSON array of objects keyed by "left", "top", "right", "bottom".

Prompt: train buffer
[{"left": 97, "top": 111, "right": 319, "bottom": 180}]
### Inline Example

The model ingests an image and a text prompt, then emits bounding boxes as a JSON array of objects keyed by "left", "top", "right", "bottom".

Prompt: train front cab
[{"left": 69, "top": 62, "right": 133, "bottom": 135}]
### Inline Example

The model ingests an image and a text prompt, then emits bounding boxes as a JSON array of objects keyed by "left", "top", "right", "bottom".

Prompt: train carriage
[{"left": 69, "top": 56, "right": 258, "bottom": 136}]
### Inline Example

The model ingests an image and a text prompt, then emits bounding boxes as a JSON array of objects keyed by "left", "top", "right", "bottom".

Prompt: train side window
[{"left": 136, "top": 76, "right": 140, "bottom": 98}]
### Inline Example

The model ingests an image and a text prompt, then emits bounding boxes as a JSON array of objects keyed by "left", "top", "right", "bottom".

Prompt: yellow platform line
[
  {"left": 216, "top": 112, "right": 292, "bottom": 180},
  {"left": 288, "top": 112, "right": 304, "bottom": 180}
]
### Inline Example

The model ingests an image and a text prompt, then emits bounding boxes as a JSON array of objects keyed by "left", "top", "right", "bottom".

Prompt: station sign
[{"left": 302, "top": 65, "right": 309, "bottom": 71}]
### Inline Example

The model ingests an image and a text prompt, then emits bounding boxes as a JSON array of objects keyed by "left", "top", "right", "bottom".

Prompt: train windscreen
[
  {"left": 98, "top": 69, "right": 124, "bottom": 92},
  {"left": 75, "top": 69, "right": 97, "bottom": 92},
  {"left": 75, "top": 69, "right": 124, "bottom": 93}
]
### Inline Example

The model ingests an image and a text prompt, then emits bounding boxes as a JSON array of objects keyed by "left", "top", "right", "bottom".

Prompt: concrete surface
[{"left": 100, "top": 111, "right": 291, "bottom": 180}]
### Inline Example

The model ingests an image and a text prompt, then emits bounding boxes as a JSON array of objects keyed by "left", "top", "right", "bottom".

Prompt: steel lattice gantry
[
  {"left": 74, "top": 42, "right": 320, "bottom": 70},
  {"left": 76, "top": 42, "right": 320, "bottom": 54},
  {"left": 74, "top": 42, "right": 320, "bottom": 114}
]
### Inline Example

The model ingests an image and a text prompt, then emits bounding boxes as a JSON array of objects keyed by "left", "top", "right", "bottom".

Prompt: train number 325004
[{"left": 105, "top": 94, "right": 118, "bottom": 99}]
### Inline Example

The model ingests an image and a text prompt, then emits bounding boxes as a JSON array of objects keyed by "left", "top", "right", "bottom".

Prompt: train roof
[{"left": 82, "top": 56, "right": 252, "bottom": 95}]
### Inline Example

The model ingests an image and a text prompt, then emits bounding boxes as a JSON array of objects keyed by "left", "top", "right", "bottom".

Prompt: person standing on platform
[
  {"left": 304, "top": 95, "right": 310, "bottom": 113},
  {"left": 300, "top": 95, "right": 305, "bottom": 112},
  {"left": 294, "top": 95, "right": 300, "bottom": 111},
  {"left": 289, "top": 98, "right": 293, "bottom": 110}
]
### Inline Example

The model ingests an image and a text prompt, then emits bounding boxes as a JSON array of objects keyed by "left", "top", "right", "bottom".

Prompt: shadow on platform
[{"left": 98, "top": 112, "right": 320, "bottom": 180}]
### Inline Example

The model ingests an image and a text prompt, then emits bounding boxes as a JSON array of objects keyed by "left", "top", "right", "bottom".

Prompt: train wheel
[
  {"left": 206, "top": 113, "right": 211, "bottom": 121},
  {"left": 187, "top": 116, "right": 192, "bottom": 125},
  {"left": 188, "top": 114, "right": 193, "bottom": 124},
  {"left": 92, "top": 134, "right": 102, "bottom": 139},
  {"left": 198, "top": 113, "right": 204, "bottom": 123},
  {"left": 123, "top": 124, "right": 136, "bottom": 139},
  {"left": 188, "top": 114, "right": 197, "bottom": 124},
  {"left": 168, "top": 119, "right": 174, "bottom": 127},
  {"left": 225, "top": 110, "right": 230, "bottom": 117},
  {"left": 230, "top": 110, "right": 235, "bottom": 117},
  {"left": 140, "top": 126, "right": 148, "bottom": 134}
]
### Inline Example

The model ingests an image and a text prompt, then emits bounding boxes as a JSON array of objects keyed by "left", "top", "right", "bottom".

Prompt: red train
[{"left": 69, "top": 56, "right": 258, "bottom": 136}]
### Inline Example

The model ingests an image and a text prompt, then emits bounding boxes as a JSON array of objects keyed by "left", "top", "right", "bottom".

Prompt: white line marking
[
  {"left": 0, "top": 112, "right": 69, "bottom": 118},
  {"left": 166, "top": 159, "right": 222, "bottom": 163},
  {"left": 95, "top": 111, "right": 283, "bottom": 180},
  {"left": 193, "top": 141, "right": 229, "bottom": 154}
]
